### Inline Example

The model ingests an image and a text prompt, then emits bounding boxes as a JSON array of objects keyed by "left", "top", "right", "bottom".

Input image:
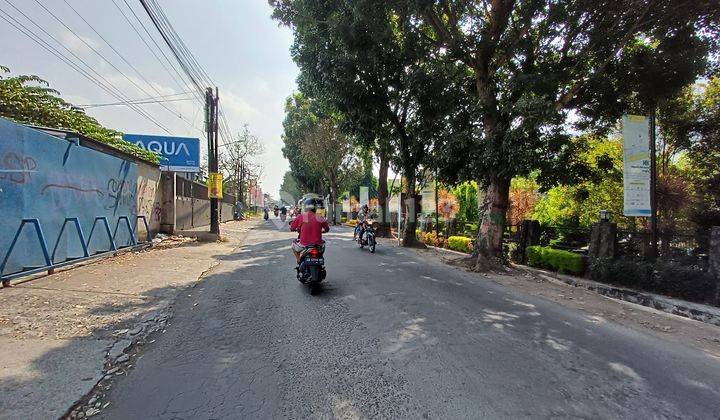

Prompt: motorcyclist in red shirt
[{"left": 290, "top": 198, "right": 330, "bottom": 265}]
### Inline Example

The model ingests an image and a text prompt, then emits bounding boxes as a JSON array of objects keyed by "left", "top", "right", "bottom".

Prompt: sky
[{"left": 0, "top": 0, "right": 298, "bottom": 197}]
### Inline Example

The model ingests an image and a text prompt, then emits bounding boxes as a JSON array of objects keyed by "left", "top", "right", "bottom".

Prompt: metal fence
[
  {"left": 616, "top": 229, "right": 710, "bottom": 268},
  {"left": 504, "top": 220, "right": 710, "bottom": 267},
  {"left": 175, "top": 174, "right": 236, "bottom": 230}
]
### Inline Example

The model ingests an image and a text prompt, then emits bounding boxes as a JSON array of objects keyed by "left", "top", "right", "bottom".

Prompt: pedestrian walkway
[{"left": 0, "top": 221, "right": 251, "bottom": 419}]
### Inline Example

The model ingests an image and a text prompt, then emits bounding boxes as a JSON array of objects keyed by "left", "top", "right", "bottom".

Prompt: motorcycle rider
[
  {"left": 280, "top": 205, "right": 288, "bottom": 221},
  {"left": 290, "top": 198, "right": 330, "bottom": 266},
  {"left": 354, "top": 204, "right": 370, "bottom": 242}
]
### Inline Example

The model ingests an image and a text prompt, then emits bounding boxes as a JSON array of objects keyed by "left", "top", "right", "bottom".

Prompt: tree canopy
[
  {"left": 272, "top": 0, "right": 467, "bottom": 244},
  {"left": 272, "top": 0, "right": 719, "bottom": 262}
]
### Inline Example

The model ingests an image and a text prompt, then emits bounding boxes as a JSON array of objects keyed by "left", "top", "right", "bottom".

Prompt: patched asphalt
[{"left": 101, "top": 221, "right": 720, "bottom": 419}]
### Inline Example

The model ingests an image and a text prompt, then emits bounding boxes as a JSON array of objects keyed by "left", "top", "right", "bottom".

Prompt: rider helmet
[{"left": 303, "top": 198, "right": 317, "bottom": 212}]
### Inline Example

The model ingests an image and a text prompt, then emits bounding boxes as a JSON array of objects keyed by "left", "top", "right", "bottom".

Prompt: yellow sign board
[{"left": 208, "top": 172, "right": 223, "bottom": 199}]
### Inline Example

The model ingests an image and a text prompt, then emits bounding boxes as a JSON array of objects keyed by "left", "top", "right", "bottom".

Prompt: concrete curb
[
  {"left": 516, "top": 264, "right": 720, "bottom": 327},
  {"left": 424, "top": 244, "right": 470, "bottom": 257}
]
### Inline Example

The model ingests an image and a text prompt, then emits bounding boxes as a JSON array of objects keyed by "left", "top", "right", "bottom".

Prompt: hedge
[
  {"left": 527, "top": 245, "right": 585, "bottom": 275},
  {"left": 341, "top": 216, "right": 348, "bottom": 223},
  {"left": 447, "top": 236, "right": 472, "bottom": 253}
]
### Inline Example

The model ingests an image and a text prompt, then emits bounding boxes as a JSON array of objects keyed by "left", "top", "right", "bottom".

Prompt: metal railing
[{"left": 1, "top": 215, "right": 151, "bottom": 282}]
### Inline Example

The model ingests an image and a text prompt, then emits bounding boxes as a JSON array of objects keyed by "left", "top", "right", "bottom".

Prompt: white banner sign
[
  {"left": 359, "top": 186, "right": 369, "bottom": 208},
  {"left": 622, "top": 115, "right": 652, "bottom": 216}
]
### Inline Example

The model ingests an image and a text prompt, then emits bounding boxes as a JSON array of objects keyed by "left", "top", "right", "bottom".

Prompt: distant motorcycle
[{"left": 357, "top": 222, "right": 377, "bottom": 253}]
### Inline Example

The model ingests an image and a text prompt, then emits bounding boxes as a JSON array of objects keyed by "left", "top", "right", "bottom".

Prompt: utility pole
[
  {"left": 206, "top": 87, "right": 220, "bottom": 235},
  {"left": 435, "top": 171, "right": 439, "bottom": 238},
  {"left": 649, "top": 109, "right": 658, "bottom": 259}
]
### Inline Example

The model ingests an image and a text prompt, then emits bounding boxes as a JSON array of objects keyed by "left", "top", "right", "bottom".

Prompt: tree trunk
[
  {"left": 376, "top": 151, "right": 391, "bottom": 237},
  {"left": 401, "top": 174, "right": 423, "bottom": 247},
  {"left": 329, "top": 184, "right": 339, "bottom": 225},
  {"left": 472, "top": 175, "right": 511, "bottom": 269}
]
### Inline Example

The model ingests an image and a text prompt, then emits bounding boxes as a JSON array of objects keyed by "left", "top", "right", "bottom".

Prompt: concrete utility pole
[
  {"left": 206, "top": 87, "right": 220, "bottom": 235},
  {"left": 649, "top": 109, "right": 658, "bottom": 259}
]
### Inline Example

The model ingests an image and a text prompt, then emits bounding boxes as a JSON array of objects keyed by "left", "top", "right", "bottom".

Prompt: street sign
[
  {"left": 123, "top": 133, "right": 200, "bottom": 172},
  {"left": 207, "top": 172, "right": 223, "bottom": 199},
  {"left": 622, "top": 115, "right": 652, "bottom": 216}
]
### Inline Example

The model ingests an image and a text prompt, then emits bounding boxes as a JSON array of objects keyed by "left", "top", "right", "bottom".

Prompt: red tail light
[{"left": 310, "top": 248, "right": 320, "bottom": 257}]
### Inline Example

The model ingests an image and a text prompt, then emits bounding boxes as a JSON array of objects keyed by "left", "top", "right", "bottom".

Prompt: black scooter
[
  {"left": 357, "top": 223, "right": 377, "bottom": 253},
  {"left": 297, "top": 244, "right": 326, "bottom": 284}
]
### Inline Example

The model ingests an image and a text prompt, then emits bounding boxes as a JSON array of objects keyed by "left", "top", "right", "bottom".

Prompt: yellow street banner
[{"left": 208, "top": 172, "right": 223, "bottom": 199}]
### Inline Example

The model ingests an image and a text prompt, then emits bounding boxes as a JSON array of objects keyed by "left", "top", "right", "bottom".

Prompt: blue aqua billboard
[{"left": 123, "top": 133, "right": 200, "bottom": 172}]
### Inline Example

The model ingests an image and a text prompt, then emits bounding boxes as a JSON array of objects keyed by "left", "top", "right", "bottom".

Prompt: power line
[
  {"left": 135, "top": 0, "right": 249, "bottom": 173},
  {"left": 0, "top": 3, "right": 171, "bottom": 133},
  {"left": 138, "top": 0, "right": 236, "bottom": 152},
  {"left": 110, "top": 0, "right": 202, "bottom": 107},
  {"left": 61, "top": 0, "right": 203, "bottom": 132},
  {"left": 32, "top": 0, "right": 201, "bottom": 132},
  {"left": 79, "top": 97, "right": 193, "bottom": 109},
  {"left": 113, "top": 0, "right": 208, "bottom": 138}
]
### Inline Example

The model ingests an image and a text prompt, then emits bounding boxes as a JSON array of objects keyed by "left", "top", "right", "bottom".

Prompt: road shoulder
[{"left": 0, "top": 221, "right": 253, "bottom": 420}]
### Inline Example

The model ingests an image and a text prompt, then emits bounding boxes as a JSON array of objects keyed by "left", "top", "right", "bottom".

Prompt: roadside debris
[{"left": 151, "top": 233, "right": 196, "bottom": 248}]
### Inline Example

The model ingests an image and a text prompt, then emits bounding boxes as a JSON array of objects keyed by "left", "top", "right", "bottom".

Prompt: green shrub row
[
  {"left": 447, "top": 236, "right": 472, "bottom": 253},
  {"left": 527, "top": 245, "right": 585, "bottom": 275}
]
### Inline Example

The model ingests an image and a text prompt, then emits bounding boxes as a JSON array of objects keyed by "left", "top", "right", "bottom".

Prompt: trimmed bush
[
  {"left": 447, "top": 236, "right": 472, "bottom": 253},
  {"left": 526, "top": 245, "right": 585, "bottom": 275},
  {"left": 417, "top": 231, "right": 448, "bottom": 248},
  {"left": 464, "top": 223, "right": 478, "bottom": 234},
  {"left": 341, "top": 216, "right": 348, "bottom": 223}
]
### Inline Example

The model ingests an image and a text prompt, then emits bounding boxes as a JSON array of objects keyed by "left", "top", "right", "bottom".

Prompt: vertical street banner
[
  {"left": 359, "top": 186, "right": 369, "bottom": 208},
  {"left": 208, "top": 172, "right": 223, "bottom": 199},
  {"left": 250, "top": 185, "right": 264, "bottom": 207},
  {"left": 622, "top": 115, "right": 651, "bottom": 216}
]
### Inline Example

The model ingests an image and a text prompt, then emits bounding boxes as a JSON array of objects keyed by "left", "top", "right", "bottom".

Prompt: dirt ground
[{"left": 0, "top": 241, "right": 227, "bottom": 341}]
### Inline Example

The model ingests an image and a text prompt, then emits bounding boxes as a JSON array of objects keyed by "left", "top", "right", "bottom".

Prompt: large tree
[
  {"left": 221, "top": 124, "right": 264, "bottom": 205},
  {"left": 271, "top": 0, "right": 465, "bottom": 245},
  {"left": 300, "top": 118, "right": 363, "bottom": 224},
  {"left": 412, "top": 0, "right": 719, "bottom": 267},
  {"left": 688, "top": 76, "right": 720, "bottom": 230},
  {"left": 281, "top": 93, "right": 327, "bottom": 194},
  {"left": 279, "top": 170, "right": 304, "bottom": 205}
]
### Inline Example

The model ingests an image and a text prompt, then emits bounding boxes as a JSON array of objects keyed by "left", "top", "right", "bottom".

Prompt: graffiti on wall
[
  {"left": 136, "top": 166, "right": 163, "bottom": 234},
  {"left": 0, "top": 151, "right": 38, "bottom": 184},
  {"left": 106, "top": 178, "right": 137, "bottom": 212},
  {"left": 0, "top": 117, "right": 139, "bottom": 276}
]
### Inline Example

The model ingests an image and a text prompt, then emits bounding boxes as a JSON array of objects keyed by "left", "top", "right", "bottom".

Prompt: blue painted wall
[{"left": 0, "top": 118, "right": 138, "bottom": 276}]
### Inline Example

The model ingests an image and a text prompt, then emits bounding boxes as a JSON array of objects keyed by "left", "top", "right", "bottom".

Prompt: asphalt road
[{"left": 101, "top": 220, "right": 720, "bottom": 419}]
